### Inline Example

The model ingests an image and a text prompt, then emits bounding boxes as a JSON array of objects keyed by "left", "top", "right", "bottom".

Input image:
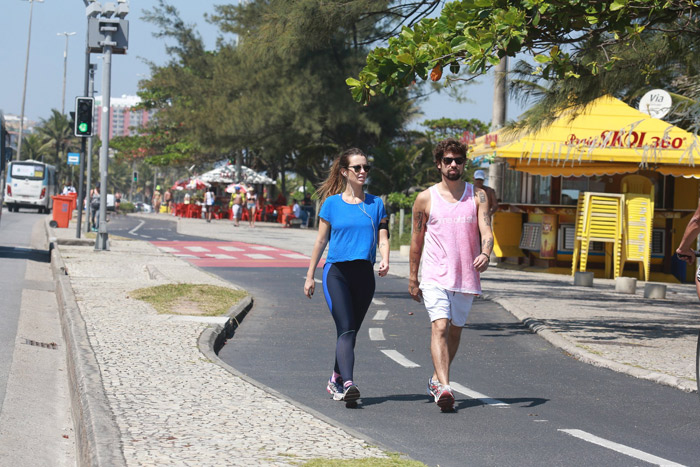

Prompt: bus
[
  {"left": 5, "top": 160, "right": 57, "bottom": 213},
  {"left": 0, "top": 112, "right": 8, "bottom": 224}
]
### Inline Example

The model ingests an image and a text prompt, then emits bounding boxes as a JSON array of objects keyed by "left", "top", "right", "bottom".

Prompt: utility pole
[
  {"left": 57, "top": 32, "right": 76, "bottom": 115},
  {"left": 489, "top": 57, "right": 508, "bottom": 200},
  {"left": 17, "top": 0, "right": 44, "bottom": 161}
]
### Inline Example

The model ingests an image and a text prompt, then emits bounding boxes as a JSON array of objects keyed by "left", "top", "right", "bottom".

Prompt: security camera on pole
[{"left": 84, "top": 0, "right": 129, "bottom": 251}]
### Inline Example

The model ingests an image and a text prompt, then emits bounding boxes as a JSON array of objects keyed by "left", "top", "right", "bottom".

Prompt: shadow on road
[{"left": 0, "top": 246, "right": 50, "bottom": 262}]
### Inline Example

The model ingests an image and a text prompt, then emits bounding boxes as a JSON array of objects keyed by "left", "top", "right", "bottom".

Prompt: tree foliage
[{"left": 350, "top": 0, "right": 700, "bottom": 112}]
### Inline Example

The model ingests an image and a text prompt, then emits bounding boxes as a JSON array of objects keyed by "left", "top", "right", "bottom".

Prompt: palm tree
[
  {"left": 37, "top": 109, "right": 77, "bottom": 183},
  {"left": 20, "top": 133, "right": 48, "bottom": 161}
]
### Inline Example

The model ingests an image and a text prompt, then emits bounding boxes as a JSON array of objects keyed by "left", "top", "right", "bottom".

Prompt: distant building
[
  {"left": 2, "top": 113, "right": 36, "bottom": 150},
  {"left": 95, "top": 95, "right": 157, "bottom": 139}
]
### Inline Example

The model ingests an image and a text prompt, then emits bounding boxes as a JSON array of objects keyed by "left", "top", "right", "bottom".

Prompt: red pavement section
[{"left": 151, "top": 241, "right": 316, "bottom": 268}]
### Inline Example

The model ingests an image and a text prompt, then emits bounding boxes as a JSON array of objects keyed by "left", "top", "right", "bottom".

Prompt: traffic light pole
[
  {"left": 95, "top": 28, "right": 113, "bottom": 251},
  {"left": 84, "top": 65, "right": 96, "bottom": 235}
]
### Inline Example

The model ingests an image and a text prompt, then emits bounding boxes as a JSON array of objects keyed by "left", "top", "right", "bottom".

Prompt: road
[
  {"left": 110, "top": 215, "right": 700, "bottom": 467},
  {"left": 0, "top": 208, "right": 75, "bottom": 466}
]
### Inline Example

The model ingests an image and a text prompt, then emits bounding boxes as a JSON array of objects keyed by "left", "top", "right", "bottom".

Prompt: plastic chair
[{"left": 621, "top": 174, "right": 653, "bottom": 195}]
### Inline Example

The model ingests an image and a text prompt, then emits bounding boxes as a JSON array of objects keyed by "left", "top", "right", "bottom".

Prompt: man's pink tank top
[{"left": 420, "top": 183, "right": 481, "bottom": 294}]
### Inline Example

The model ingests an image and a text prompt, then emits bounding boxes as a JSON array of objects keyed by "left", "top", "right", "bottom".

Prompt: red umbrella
[
  {"left": 171, "top": 179, "right": 189, "bottom": 190},
  {"left": 186, "top": 178, "right": 210, "bottom": 190},
  {"left": 225, "top": 183, "right": 247, "bottom": 194}
]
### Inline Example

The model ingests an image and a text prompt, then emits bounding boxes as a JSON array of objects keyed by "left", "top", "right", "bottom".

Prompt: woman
[
  {"left": 247, "top": 188, "right": 257, "bottom": 228},
  {"left": 304, "top": 148, "right": 390, "bottom": 408},
  {"left": 204, "top": 187, "right": 215, "bottom": 223}
]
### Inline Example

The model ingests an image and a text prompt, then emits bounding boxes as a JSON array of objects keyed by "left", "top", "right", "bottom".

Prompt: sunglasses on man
[
  {"left": 346, "top": 164, "right": 372, "bottom": 173},
  {"left": 442, "top": 157, "right": 466, "bottom": 165}
]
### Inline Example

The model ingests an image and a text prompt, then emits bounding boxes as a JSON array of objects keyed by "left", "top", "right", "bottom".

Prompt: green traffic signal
[
  {"left": 74, "top": 97, "right": 94, "bottom": 137},
  {"left": 78, "top": 122, "right": 88, "bottom": 133}
]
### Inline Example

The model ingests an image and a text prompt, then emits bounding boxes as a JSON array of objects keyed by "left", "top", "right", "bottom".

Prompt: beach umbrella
[
  {"left": 171, "top": 179, "right": 189, "bottom": 190},
  {"left": 186, "top": 178, "right": 210, "bottom": 190}
]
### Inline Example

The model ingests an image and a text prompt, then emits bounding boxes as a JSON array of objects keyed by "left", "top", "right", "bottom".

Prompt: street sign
[{"left": 67, "top": 152, "right": 80, "bottom": 165}]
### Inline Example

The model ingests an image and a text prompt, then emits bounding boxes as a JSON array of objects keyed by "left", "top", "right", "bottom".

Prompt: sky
[{"left": 0, "top": 1, "right": 527, "bottom": 129}]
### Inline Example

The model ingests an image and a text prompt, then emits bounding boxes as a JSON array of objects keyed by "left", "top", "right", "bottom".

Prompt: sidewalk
[{"left": 49, "top": 214, "right": 699, "bottom": 465}]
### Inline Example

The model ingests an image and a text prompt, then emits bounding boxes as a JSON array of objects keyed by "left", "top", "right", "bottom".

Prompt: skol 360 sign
[{"left": 566, "top": 131, "right": 686, "bottom": 149}]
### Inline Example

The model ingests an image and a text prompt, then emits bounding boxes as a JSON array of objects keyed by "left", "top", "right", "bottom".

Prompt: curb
[
  {"left": 197, "top": 297, "right": 402, "bottom": 460},
  {"left": 48, "top": 224, "right": 127, "bottom": 466},
  {"left": 483, "top": 291, "right": 698, "bottom": 394}
]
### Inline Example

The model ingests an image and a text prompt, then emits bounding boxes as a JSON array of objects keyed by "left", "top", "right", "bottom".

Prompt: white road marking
[
  {"left": 372, "top": 298, "right": 385, "bottom": 305},
  {"left": 157, "top": 237, "right": 168, "bottom": 241},
  {"left": 218, "top": 246, "right": 244, "bottom": 252},
  {"left": 315, "top": 279, "right": 322, "bottom": 284},
  {"left": 244, "top": 253, "right": 274, "bottom": 260},
  {"left": 185, "top": 246, "right": 210, "bottom": 252},
  {"left": 558, "top": 429, "right": 685, "bottom": 467},
  {"left": 281, "top": 253, "right": 309, "bottom": 259},
  {"left": 449, "top": 382, "right": 510, "bottom": 407},
  {"left": 140, "top": 235, "right": 151, "bottom": 239},
  {"left": 368, "top": 328, "right": 385, "bottom": 341},
  {"left": 372, "top": 309, "right": 389, "bottom": 321},
  {"left": 205, "top": 254, "right": 236, "bottom": 259},
  {"left": 381, "top": 350, "right": 420, "bottom": 368},
  {"left": 128, "top": 220, "right": 145, "bottom": 235},
  {"left": 158, "top": 247, "right": 178, "bottom": 253},
  {"left": 250, "top": 245, "right": 276, "bottom": 251}
]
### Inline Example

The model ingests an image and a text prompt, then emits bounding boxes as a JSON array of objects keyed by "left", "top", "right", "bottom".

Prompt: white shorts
[
  {"left": 420, "top": 284, "right": 475, "bottom": 327},
  {"left": 232, "top": 204, "right": 241, "bottom": 218}
]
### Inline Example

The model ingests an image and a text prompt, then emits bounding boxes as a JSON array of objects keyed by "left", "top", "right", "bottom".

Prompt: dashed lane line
[
  {"left": 558, "top": 429, "right": 685, "bottom": 467},
  {"left": 449, "top": 382, "right": 509, "bottom": 408},
  {"left": 372, "top": 309, "right": 389, "bottom": 321},
  {"left": 381, "top": 350, "right": 420, "bottom": 368},
  {"left": 372, "top": 298, "right": 385, "bottom": 305},
  {"left": 368, "top": 328, "right": 385, "bottom": 341}
]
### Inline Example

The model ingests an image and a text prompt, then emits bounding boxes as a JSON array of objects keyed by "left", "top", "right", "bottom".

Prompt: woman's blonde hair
[{"left": 316, "top": 148, "right": 366, "bottom": 201}]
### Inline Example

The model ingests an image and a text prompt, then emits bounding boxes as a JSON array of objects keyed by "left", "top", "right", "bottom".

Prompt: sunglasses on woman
[
  {"left": 442, "top": 157, "right": 466, "bottom": 165},
  {"left": 346, "top": 164, "right": 372, "bottom": 173}
]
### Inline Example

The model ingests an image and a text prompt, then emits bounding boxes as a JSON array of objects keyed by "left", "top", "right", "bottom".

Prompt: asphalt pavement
[{"left": 47, "top": 212, "right": 700, "bottom": 465}]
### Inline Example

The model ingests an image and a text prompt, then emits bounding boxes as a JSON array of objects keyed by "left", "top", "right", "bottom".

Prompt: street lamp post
[
  {"left": 16, "top": 0, "right": 44, "bottom": 161},
  {"left": 57, "top": 32, "right": 76, "bottom": 115}
]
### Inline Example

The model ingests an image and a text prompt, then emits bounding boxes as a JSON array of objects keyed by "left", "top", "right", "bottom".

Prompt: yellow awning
[{"left": 471, "top": 96, "right": 700, "bottom": 169}]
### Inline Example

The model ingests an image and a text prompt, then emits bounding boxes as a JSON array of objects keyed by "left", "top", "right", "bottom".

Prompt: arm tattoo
[
  {"left": 481, "top": 238, "right": 494, "bottom": 254},
  {"left": 415, "top": 212, "right": 425, "bottom": 232},
  {"left": 482, "top": 213, "right": 491, "bottom": 227},
  {"left": 478, "top": 191, "right": 486, "bottom": 203}
]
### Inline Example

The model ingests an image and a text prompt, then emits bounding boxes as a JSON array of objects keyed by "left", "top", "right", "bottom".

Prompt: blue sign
[{"left": 67, "top": 152, "right": 80, "bottom": 166}]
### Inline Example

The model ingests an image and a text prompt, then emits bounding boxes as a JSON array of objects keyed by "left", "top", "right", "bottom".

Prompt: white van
[{"left": 5, "top": 160, "right": 57, "bottom": 213}]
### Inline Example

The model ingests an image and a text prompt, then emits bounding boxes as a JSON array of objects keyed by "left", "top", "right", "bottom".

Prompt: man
[
  {"left": 472, "top": 169, "right": 498, "bottom": 216},
  {"left": 231, "top": 188, "right": 243, "bottom": 227},
  {"left": 409, "top": 138, "right": 494, "bottom": 412},
  {"left": 676, "top": 199, "right": 700, "bottom": 299}
]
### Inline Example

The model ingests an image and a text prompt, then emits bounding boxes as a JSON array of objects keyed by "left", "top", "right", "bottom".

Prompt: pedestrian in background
[
  {"left": 90, "top": 183, "right": 100, "bottom": 231},
  {"left": 152, "top": 187, "right": 162, "bottom": 214},
  {"left": 231, "top": 187, "right": 243, "bottom": 227},
  {"left": 472, "top": 169, "right": 498, "bottom": 216},
  {"left": 304, "top": 148, "right": 390, "bottom": 408},
  {"left": 205, "top": 187, "right": 215, "bottom": 223},
  {"left": 409, "top": 138, "right": 493, "bottom": 412},
  {"left": 247, "top": 188, "right": 257, "bottom": 228},
  {"left": 676, "top": 199, "right": 700, "bottom": 299},
  {"left": 163, "top": 189, "right": 172, "bottom": 213}
]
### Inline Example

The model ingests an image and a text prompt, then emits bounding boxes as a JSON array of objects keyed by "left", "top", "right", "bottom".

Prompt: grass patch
[
  {"left": 130, "top": 284, "right": 247, "bottom": 316},
  {"left": 301, "top": 453, "right": 426, "bottom": 466}
]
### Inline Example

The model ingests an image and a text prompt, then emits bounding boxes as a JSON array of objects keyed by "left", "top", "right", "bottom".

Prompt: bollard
[
  {"left": 399, "top": 245, "right": 410, "bottom": 257},
  {"left": 615, "top": 277, "right": 637, "bottom": 294},
  {"left": 574, "top": 271, "right": 594, "bottom": 287},
  {"left": 644, "top": 283, "right": 667, "bottom": 299}
]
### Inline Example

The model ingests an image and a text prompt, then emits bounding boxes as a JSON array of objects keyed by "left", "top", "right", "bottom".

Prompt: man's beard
[{"left": 445, "top": 171, "right": 461, "bottom": 181}]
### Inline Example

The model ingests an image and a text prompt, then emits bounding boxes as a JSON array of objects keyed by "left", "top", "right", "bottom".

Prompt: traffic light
[
  {"left": 133, "top": 171, "right": 138, "bottom": 182},
  {"left": 74, "top": 97, "right": 94, "bottom": 137}
]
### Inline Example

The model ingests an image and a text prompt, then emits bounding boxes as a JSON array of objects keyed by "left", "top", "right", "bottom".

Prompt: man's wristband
[{"left": 478, "top": 252, "right": 490, "bottom": 259}]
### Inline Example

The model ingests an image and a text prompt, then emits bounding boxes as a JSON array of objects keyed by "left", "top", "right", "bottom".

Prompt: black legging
[{"left": 322, "top": 260, "right": 375, "bottom": 384}]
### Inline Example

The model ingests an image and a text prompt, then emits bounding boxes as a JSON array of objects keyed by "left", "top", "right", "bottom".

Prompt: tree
[
  {"left": 37, "top": 109, "right": 77, "bottom": 183},
  {"left": 349, "top": 0, "right": 700, "bottom": 111}
]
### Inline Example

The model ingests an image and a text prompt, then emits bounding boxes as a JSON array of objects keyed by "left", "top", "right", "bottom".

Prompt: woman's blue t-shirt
[{"left": 320, "top": 193, "right": 388, "bottom": 265}]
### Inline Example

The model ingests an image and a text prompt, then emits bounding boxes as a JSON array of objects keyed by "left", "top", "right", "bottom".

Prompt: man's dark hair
[{"left": 433, "top": 138, "right": 467, "bottom": 164}]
